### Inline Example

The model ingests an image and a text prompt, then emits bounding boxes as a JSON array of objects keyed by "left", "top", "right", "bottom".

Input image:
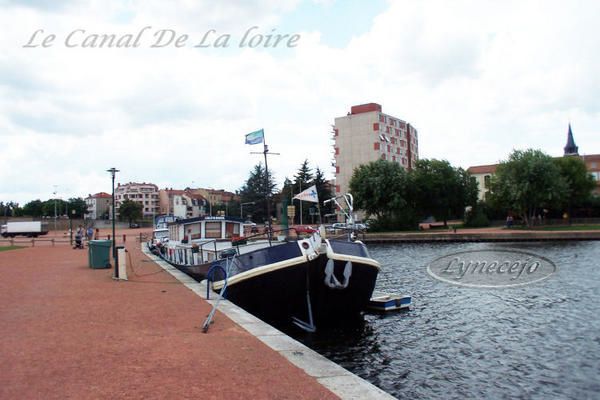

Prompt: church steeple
[{"left": 564, "top": 123, "right": 579, "bottom": 156}]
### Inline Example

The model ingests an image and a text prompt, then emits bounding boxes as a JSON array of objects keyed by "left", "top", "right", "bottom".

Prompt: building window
[
  {"left": 335, "top": 185, "right": 340, "bottom": 193},
  {"left": 374, "top": 142, "right": 380, "bottom": 150},
  {"left": 373, "top": 123, "right": 379, "bottom": 131},
  {"left": 335, "top": 166, "right": 340, "bottom": 174},
  {"left": 484, "top": 175, "right": 491, "bottom": 188},
  {"left": 335, "top": 147, "right": 339, "bottom": 155},
  {"left": 334, "top": 128, "right": 339, "bottom": 136}
]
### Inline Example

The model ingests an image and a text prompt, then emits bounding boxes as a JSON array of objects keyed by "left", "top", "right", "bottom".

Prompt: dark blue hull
[{"left": 212, "top": 239, "right": 380, "bottom": 328}]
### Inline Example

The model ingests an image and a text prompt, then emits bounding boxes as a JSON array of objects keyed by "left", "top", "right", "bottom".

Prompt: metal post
[
  {"left": 263, "top": 142, "right": 273, "bottom": 243},
  {"left": 53, "top": 186, "right": 58, "bottom": 232},
  {"left": 107, "top": 167, "right": 119, "bottom": 278}
]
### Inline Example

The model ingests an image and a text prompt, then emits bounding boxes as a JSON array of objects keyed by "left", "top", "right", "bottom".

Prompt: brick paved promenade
[{"left": 0, "top": 243, "right": 338, "bottom": 399}]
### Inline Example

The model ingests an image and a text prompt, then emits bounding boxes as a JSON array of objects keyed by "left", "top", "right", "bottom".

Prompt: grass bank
[{"left": 0, "top": 246, "right": 24, "bottom": 252}]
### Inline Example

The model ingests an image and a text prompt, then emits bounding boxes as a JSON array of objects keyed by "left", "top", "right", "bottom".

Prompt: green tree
[
  {"left": 42, "top": 199, "right": 67, "bottom": 218},
  {"left": 118, "top": 200, "right": 143, "bottom": 225},
  {"left": 349, "top": 160, "right": 417, "bottom": 230},
  {"left": 21, "top": 200, "right": 43, "bottom": 217},
  {"left": 554, "top": 156, "right": 596, "bottom": 221},
  {"left": 490, "top": 149, "right": 566, "bottom": 227},
  {"left": 293, "top": 159, "right": 314, "bottom": 224},
  {"left": 67, "top": 198, "right": 88, "bottom": 219},
  {"left": 0, "top": 201, "right": 20, "bottom": 218},
  {"left": 412, "top": 159, "right": 478, "bottom": 226},
  {"left": 238, "top": 163, "right": 277, "bottom": 223},
  {"left": 313, "top": 167, "right": 333, "bottom": 219}
]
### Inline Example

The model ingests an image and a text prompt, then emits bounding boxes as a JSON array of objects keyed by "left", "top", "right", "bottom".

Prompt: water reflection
[{"left": 283, "top": 241, "right": 600, "bottom": 399}]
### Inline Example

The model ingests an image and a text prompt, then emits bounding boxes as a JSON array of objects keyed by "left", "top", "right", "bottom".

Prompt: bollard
[
  {"left": 107, "top": 234, "right": 111, "bottom": 241},
  {"left": 139, "top": 232, "right": 142, "bottom": 243},
  {"left": 123, "top": 234, "right": 126, "bottom": 243},
  {"left": 52, "top": 238, "right": 55, "bottom": 247}
]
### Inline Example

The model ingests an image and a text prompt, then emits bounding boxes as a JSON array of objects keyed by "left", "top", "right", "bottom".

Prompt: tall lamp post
[
  {"left": 107, "top": 168, "right": 119, "bottom": 278},
  {"left": 69, "top": 209, "right": 75, "bottom": 246}
]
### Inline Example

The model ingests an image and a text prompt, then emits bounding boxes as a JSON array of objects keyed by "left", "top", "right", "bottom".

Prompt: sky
[{"left": 1, "top": 0, "right": 599, "bottom": 204}]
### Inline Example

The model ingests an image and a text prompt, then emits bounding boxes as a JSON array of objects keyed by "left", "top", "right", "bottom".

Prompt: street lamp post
[
  {"left": 69, "top": 209, "right": 75, "bottom": 246},
  {"left": 53, "top": 186, "right": 58, "bottom": 232},
  {"left": 107, "top": 168, "right": 119, "bottom": 278},
  {"left": 240, "top": 201, "right": 255, "bottom": 219}
]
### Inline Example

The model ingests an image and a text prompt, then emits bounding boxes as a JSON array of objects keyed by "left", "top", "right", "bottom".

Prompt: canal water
[{"left": 285, "top": 241, "right": 600, "bottom": 399}]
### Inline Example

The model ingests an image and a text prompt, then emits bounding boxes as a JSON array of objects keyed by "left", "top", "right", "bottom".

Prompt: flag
[
  {"left": 293, "top": 185, "right": 319, "bottom": 203},
  {"left": 245, "top": 129, "right": 264, "bottom": 145}
]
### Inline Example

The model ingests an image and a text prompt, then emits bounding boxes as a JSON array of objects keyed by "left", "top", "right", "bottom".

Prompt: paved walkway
[{"left": 0, "top": 244, "right": 338, "bottom": 399}]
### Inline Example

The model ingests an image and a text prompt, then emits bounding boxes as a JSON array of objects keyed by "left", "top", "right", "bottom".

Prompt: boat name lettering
[{"left": 427, "top": 250, "right": 556, "bottom": 288}]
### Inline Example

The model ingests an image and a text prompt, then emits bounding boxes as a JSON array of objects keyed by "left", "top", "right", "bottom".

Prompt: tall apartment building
[
  {"left": 333, "top": 103, "right": 419, "bottom": 195},
  {"left": 115, "top": 182, "right": 159, "bottom": 218},
  {"left": 85, "top": 192, "right": 112, "bottom": 220}
]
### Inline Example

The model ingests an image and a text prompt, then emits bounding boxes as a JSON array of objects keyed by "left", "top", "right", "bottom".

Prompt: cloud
[{"left": 1, "top": 0, "right": 600, "bottom": 204}]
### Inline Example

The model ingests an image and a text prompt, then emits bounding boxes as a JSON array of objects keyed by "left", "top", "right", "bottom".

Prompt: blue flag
[{"left": 245, "top": 129, "right": 264, "bottom": 145}]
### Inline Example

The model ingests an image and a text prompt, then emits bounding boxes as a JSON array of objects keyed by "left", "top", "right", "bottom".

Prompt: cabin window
[
  {"left": 189, "top": 223, "right": 202, "bottom": 239},
  {"left": 225, "top": 222, "right": 240, "bottom": 238},
  {"left": 205, "top": 222, "right": 222, "bottom": 238}
]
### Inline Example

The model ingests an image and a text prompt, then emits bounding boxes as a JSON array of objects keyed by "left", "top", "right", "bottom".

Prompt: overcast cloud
[{"left": 1, "top": 0, "right": 599, "bottom": 204}]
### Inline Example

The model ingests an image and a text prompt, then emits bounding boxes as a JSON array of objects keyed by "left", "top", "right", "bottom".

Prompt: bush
[
  {"left": 464, "top": 203, "right": 490, "bottom": 227},
  {"left": 366, "top": 211, "right": 419, "bottom": 232}
]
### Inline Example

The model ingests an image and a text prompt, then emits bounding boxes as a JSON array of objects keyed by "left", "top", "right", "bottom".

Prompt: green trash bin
[{"left": 88, "top": 240, "right": 112, "bottom": 269}]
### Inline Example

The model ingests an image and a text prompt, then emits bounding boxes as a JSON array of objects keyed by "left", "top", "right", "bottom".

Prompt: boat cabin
[{"left": 168, "top": 216, "right": 245, "bottom": 242}]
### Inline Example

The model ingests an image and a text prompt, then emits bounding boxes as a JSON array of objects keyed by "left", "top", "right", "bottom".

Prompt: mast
[
  {"left": 263, "top": 139, "right": 272, "bottom": 242},
  {"left": 249, "top": 130, "right": 279, "bottom": 243}
]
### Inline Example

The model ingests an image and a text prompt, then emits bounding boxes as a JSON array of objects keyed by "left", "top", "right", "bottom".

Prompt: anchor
[{"left": 292, "top": 266, "right": 317, "bottom": 332}]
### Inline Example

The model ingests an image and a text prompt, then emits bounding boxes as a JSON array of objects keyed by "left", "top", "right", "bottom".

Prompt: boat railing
[
  {"left": 162, "top": 239, "right": 219, "bottom": 266},
  {"left": 231, "top": 226, "right": 310, "bottom": 249},
  {"left": 160, "top": 227, "right": 315, "bottom": 266}
]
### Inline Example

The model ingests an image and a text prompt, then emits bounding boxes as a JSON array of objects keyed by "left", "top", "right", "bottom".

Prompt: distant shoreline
[{"left": 362, "top": 228, "right": 600, "bottom": 243}]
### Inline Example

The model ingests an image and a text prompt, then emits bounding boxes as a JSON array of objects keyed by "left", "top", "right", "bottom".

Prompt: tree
[
  {"left": 293, "top": 159, "right": 314, "bottom": 224},
  {"left": 42, "top": 199, "right": 67, "bottom": 218},
  {"left": 412, "top": 159, "right": 478, "bottom": 226},
  {"left": 21, "top": 200, "right": 43, "bottom": 217},
  {"left": 67, "top": 198, "right": 88, "bottom": 219},
  {"left": 0, "top": 201, "right": 20, "bottom": 218},
  {"left": 554, "top": 156, "right": 596, "bottom": 221},
  {"left": 490, "top": 149, "right": 566, "bottom": 227},
  {"left": 313, "top": 167, "right": 333, "bottom": 220},
  {"left": 349, "top": 160, "right": 417, "bottom": 230},
  {"left": 118, "top": 200, "right": 143, "bottom": 225},
  {"left": 238, "top": 163, "right": 277, "bottom": 223}
]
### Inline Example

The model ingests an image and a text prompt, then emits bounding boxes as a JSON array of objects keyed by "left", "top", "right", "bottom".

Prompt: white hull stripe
[
  {"left": 211, "top": 255, "right": 308, "bottom": 290},
  {"left": 327, "top": 253, "right": 381, "bottom": 270}
]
